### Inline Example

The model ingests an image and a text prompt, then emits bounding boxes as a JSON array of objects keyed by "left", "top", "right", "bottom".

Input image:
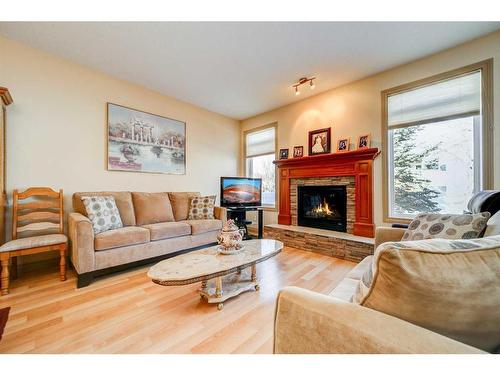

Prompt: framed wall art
[
  {"left": 357, "top": 134, "right": 371, "bottom": 149},
  {"left": 293, "top": 146, "right": 304, "bottom": 158},
  {"left": 308, "top": 127, "right": 331, "bottom": 156},
  {"left": 107, "top": 103, "right": 186, "bottom": 174},
  {"left": 336, "top": 137, "right": 350, "bottom": 153}
]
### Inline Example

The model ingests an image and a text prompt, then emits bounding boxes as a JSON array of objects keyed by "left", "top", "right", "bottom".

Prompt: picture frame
[
  {"left": 357, "top": 134, "right": 371, "bottom": 149},
  {"left": 293, "top": 146, "right": 304, "bottom": 158},
  {"left": 308, "top": 127, "right": 331, "bottom": 156},
  {"left": 336, "top": 138, "right": 350, "bottom": 153},
  {"left": 107, "top": 103, "right": 186, "bottom": 174},
  {"left": 279, "top": 148, "right": 289, "bottom": 159}
]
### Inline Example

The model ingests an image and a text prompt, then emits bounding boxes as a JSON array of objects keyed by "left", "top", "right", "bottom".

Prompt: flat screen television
[{"left": 220, "top": 177, "right": 262, "bottom": 208}]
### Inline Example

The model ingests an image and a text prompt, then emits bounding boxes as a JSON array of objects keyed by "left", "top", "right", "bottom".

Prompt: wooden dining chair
[{"left": 0, "top": 187, "right": 67, "bottom": 295}]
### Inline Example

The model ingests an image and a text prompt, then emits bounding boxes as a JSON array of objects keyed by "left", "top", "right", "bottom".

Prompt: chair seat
[{"left": 0, "top": 234, "right": 67, "bottom": 253}]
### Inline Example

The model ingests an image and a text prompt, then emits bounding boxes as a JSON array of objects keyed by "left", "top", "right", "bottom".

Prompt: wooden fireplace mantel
[{"left": 273, "top": 147, "right": 380, "bottom": 238}]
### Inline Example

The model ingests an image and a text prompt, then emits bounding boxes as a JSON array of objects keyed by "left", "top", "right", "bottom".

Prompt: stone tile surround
[
  {"left": 264, "top": 224, "right": 374, "bottom": 263},
  {"left": 290, "top": 176, "right": 356, "bottom": 234}
]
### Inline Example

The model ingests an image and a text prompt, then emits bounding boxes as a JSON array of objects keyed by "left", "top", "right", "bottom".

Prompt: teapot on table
[{"left": 217, "top": 219, "right": 245, "bottom": 252}]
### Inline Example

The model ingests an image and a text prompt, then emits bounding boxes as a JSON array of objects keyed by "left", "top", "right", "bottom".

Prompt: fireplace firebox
[{"left": 297, "top": 185, "right": 347, "bottom": 232}]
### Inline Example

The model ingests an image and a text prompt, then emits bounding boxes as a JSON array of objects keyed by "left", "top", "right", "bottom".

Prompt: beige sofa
[
  {"left": 274, "top": 226, "right": 500, "bottom": 354},
  {"left": 69, "top": 191, "right": 226, "bottom": 287}
]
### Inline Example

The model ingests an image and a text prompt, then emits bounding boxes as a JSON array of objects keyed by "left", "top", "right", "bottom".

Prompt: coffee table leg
[
  {"left": 251, "top": 264, "right": 259, "bottom": 291},
  {"left": 216, "top": 277, "right": 223, "bottom": 310},
  {"left": 200, "top": 280, "right": 207, "bottom": 299}
]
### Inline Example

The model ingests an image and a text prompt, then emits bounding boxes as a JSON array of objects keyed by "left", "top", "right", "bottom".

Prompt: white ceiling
[{"left": 1, "top": 22, "right": 499, "bottom": 120}]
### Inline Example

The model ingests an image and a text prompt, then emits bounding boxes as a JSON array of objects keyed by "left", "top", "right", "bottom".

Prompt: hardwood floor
[{"left": 0, "top": 246, "right": 355, "bottom": 353}]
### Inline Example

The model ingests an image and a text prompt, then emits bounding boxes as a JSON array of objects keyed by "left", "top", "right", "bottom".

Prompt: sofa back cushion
[
  {"left": 73, "top": 191, "right": 136, "bottom": 226},
  {"left": 132, "top": 192, "right": 174, "bottom": 225},
  {"left": 353, "top": 235, "right": 500, "bottom": 352},
  {"left": 168, "top": 192, "right": 200, "bottom": 221}
]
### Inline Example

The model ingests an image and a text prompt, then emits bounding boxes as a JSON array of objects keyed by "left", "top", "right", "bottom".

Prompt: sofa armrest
[
  {"left": 374, "top": 226, "right": 406, "bottom": 249},
  {"left": 274, "top": 286, "right": 483, "bottom": 354},
  {"left": 214, "top": 206, "right": 227, "bottom": 222},
  {"left": 68, "top": 212, "right": 95, "bottom": 274}
]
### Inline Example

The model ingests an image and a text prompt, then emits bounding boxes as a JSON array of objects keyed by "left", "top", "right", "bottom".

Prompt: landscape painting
[{"left": 107, "top": 103, "right": 186, "bottom": 174}]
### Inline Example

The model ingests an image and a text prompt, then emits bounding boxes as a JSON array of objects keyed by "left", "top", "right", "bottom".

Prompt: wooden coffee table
[{"left": 147, "top": 239, "right": 283, "bottom": 310}]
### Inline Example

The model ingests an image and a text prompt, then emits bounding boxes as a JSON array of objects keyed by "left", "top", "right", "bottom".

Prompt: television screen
[{"left": 220, "top": 177, "right": 262, "bottom": 207}]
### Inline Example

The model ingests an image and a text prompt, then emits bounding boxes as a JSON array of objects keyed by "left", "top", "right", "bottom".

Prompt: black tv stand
[{"left": 225, "top": 206, "right": 264, "bottom": 240}]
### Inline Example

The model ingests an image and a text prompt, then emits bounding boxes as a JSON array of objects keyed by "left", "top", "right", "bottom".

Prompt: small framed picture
[
  {"left": 279, "top": 148, "right": 289, "bottom": 159},
  {"left": 293, "top": 146, "right": 304, "bottom": 158},
  {"left": 308, "top": 127, "right": 331, "bottom": 156},
  {"left": 336, "top": 138, "right": 350, "bottom": 153},
  {"left": 357, "top": 134, "right": 370, "bottom": 149}
]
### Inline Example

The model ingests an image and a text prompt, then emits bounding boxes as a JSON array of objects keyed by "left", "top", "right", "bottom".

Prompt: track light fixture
[{"left": 292, "top": 77, "right": 316, "bottom": 96}]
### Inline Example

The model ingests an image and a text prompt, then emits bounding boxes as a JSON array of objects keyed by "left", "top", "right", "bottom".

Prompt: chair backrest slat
[
  {"left": 18, "top": 201, "right": 59, "bottom": 211},
  {"left": 17, "top": 222, "right": 60, "bottom": 233},
  {"left": 12, "top": 187, "right": 64, "bottom": 240},
  {"left": 17, "top": 211, "right": 60, "bottom": 223}
]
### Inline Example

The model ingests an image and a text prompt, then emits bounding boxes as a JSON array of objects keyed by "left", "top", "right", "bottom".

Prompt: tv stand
[{"left": 226, "top": 207, "right": 263, "bottom": 240}]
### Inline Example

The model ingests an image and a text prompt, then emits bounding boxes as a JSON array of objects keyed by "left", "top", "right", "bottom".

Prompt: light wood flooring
[{"left": 0, "top": 246, "right": 355, "bottom": 354}]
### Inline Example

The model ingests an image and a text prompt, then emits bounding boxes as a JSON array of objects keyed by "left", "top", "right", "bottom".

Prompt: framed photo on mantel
[
  {"left": 308, "top": 127, "right": 331, "bottom": 156},
  {"left": 107, "top": 103, "right": 186, "bottom": 175}
]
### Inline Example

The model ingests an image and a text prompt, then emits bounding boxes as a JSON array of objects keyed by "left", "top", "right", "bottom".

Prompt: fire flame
[{"left": 313, "top": 199, "right": 333, "bottom": 215}]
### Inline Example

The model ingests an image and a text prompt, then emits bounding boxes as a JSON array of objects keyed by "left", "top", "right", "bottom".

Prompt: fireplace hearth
[{"left": 297, "top": 185, "right": 347, "bottom": 232}]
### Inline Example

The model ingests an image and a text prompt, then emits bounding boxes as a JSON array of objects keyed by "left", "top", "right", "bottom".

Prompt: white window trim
[
  {"left": 243, "top": 123, "right": 278, "bottom": 210},
  {"left": 381, "top": 60, "right": 493, "bottom": 223}
]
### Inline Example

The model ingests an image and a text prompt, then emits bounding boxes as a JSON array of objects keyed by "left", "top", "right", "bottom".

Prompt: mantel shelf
[{"left": 273, "top": 147, "right": 380, "bottom": 167}]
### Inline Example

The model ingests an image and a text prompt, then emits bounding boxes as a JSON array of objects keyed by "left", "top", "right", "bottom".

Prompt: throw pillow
[
  {"left": 187, "top": 195, "right": 216, "bottom": 220},
  {"left": 402, "top": 212, "right": 490, "bottom": 241},
  {"left": 81, "top": 196, "right": 123, "bottom": 234}
]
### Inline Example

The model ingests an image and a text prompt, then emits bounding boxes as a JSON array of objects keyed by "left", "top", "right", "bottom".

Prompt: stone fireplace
[
  {"left": 273, "top": 148, "right": 379, "bottom": 238},
  {"left": 265, "top": 148, "right": 379, "bottom": 262},
  {"left": 291, "top": 176, "right": 355, "bottom": 233}
]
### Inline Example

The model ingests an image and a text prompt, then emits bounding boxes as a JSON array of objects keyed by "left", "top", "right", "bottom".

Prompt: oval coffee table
[{"left": 148, "top": 239, "right": 283, "bottom": 310}]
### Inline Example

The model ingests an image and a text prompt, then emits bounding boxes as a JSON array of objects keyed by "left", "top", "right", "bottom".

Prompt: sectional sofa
[{"left": 69, "top": 191, "right": 226, "bottom": 287}]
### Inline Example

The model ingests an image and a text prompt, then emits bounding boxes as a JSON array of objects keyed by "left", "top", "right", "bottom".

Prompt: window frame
[
  {"left": 381, "top": 59, "right": 493, "bottom": 223},
  {"left": 243, "top": 123, "right": 278, "bottom": 210}
]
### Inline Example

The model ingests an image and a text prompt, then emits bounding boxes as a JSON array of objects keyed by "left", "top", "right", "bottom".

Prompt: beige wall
[
  {"left": 241, "top": 31, "right": 500, "bottom": 228},
  {"left": 0, "top": 35, "right": 240, "bottom": 241}
]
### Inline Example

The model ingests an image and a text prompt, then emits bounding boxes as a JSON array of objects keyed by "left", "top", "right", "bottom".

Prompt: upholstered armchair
[{"left": 274, "top": 221, "right": 500, "bottom": 354}]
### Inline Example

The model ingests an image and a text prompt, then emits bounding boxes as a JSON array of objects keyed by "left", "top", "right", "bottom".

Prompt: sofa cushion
[
  {"left": 81, "top": 196, "right": 123, "bottom": 234},
  {"left": 73, "top": 191, "right": 136, "bottom": 226},
  {"left": 168, "top": 192, "right": 200, "bottom": 221},
  {"left": 345, "top": 255, "right": 372, "bottom": 281},
  {"left": 329, "top": 256, "right": 372, "bottom": 301},
  {"left": 329, "top": 278, "right": 359, "bottom": 302},
  {"left": 187, "top": 195, "right": 216, "bottom": 220},
  {"left": 132, "top": 192, "right": 175, "bottom": 225},
  {"left": 94, "top": 226, "right": 150, "bottom": 251},
  {"left": 484, "top": 211, "right": 500, "bottom": 237},
  {"left": 142, "top": 221, "right": 191, "bottom": 241},
  {"left": 183, "top": 219, "right": 222, "bottom": 235},
  {"left": 353, "top": 235, "right": 500, "bottom": 352},
  {"left": 402, "top": 212, "right": 490, "bottom": 241}
]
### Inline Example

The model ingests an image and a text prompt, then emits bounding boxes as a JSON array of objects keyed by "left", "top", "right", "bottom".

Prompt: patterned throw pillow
[
  {"left": 187, "top": 195, "right": 216, "bottom": 220},
  {"left": 82, "top": 196, "right": 123, "bottom": 234},
  {"left": 402, "top": 212, "right": 490, "bottom": 241}
]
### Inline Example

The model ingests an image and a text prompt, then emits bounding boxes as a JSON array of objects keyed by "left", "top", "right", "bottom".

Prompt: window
[
  {"left": 383, "top": 60, "right": 493, "bottom": 221},
  {"left": 244, "top": 124, "right": 277, "bottom": 207}
]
